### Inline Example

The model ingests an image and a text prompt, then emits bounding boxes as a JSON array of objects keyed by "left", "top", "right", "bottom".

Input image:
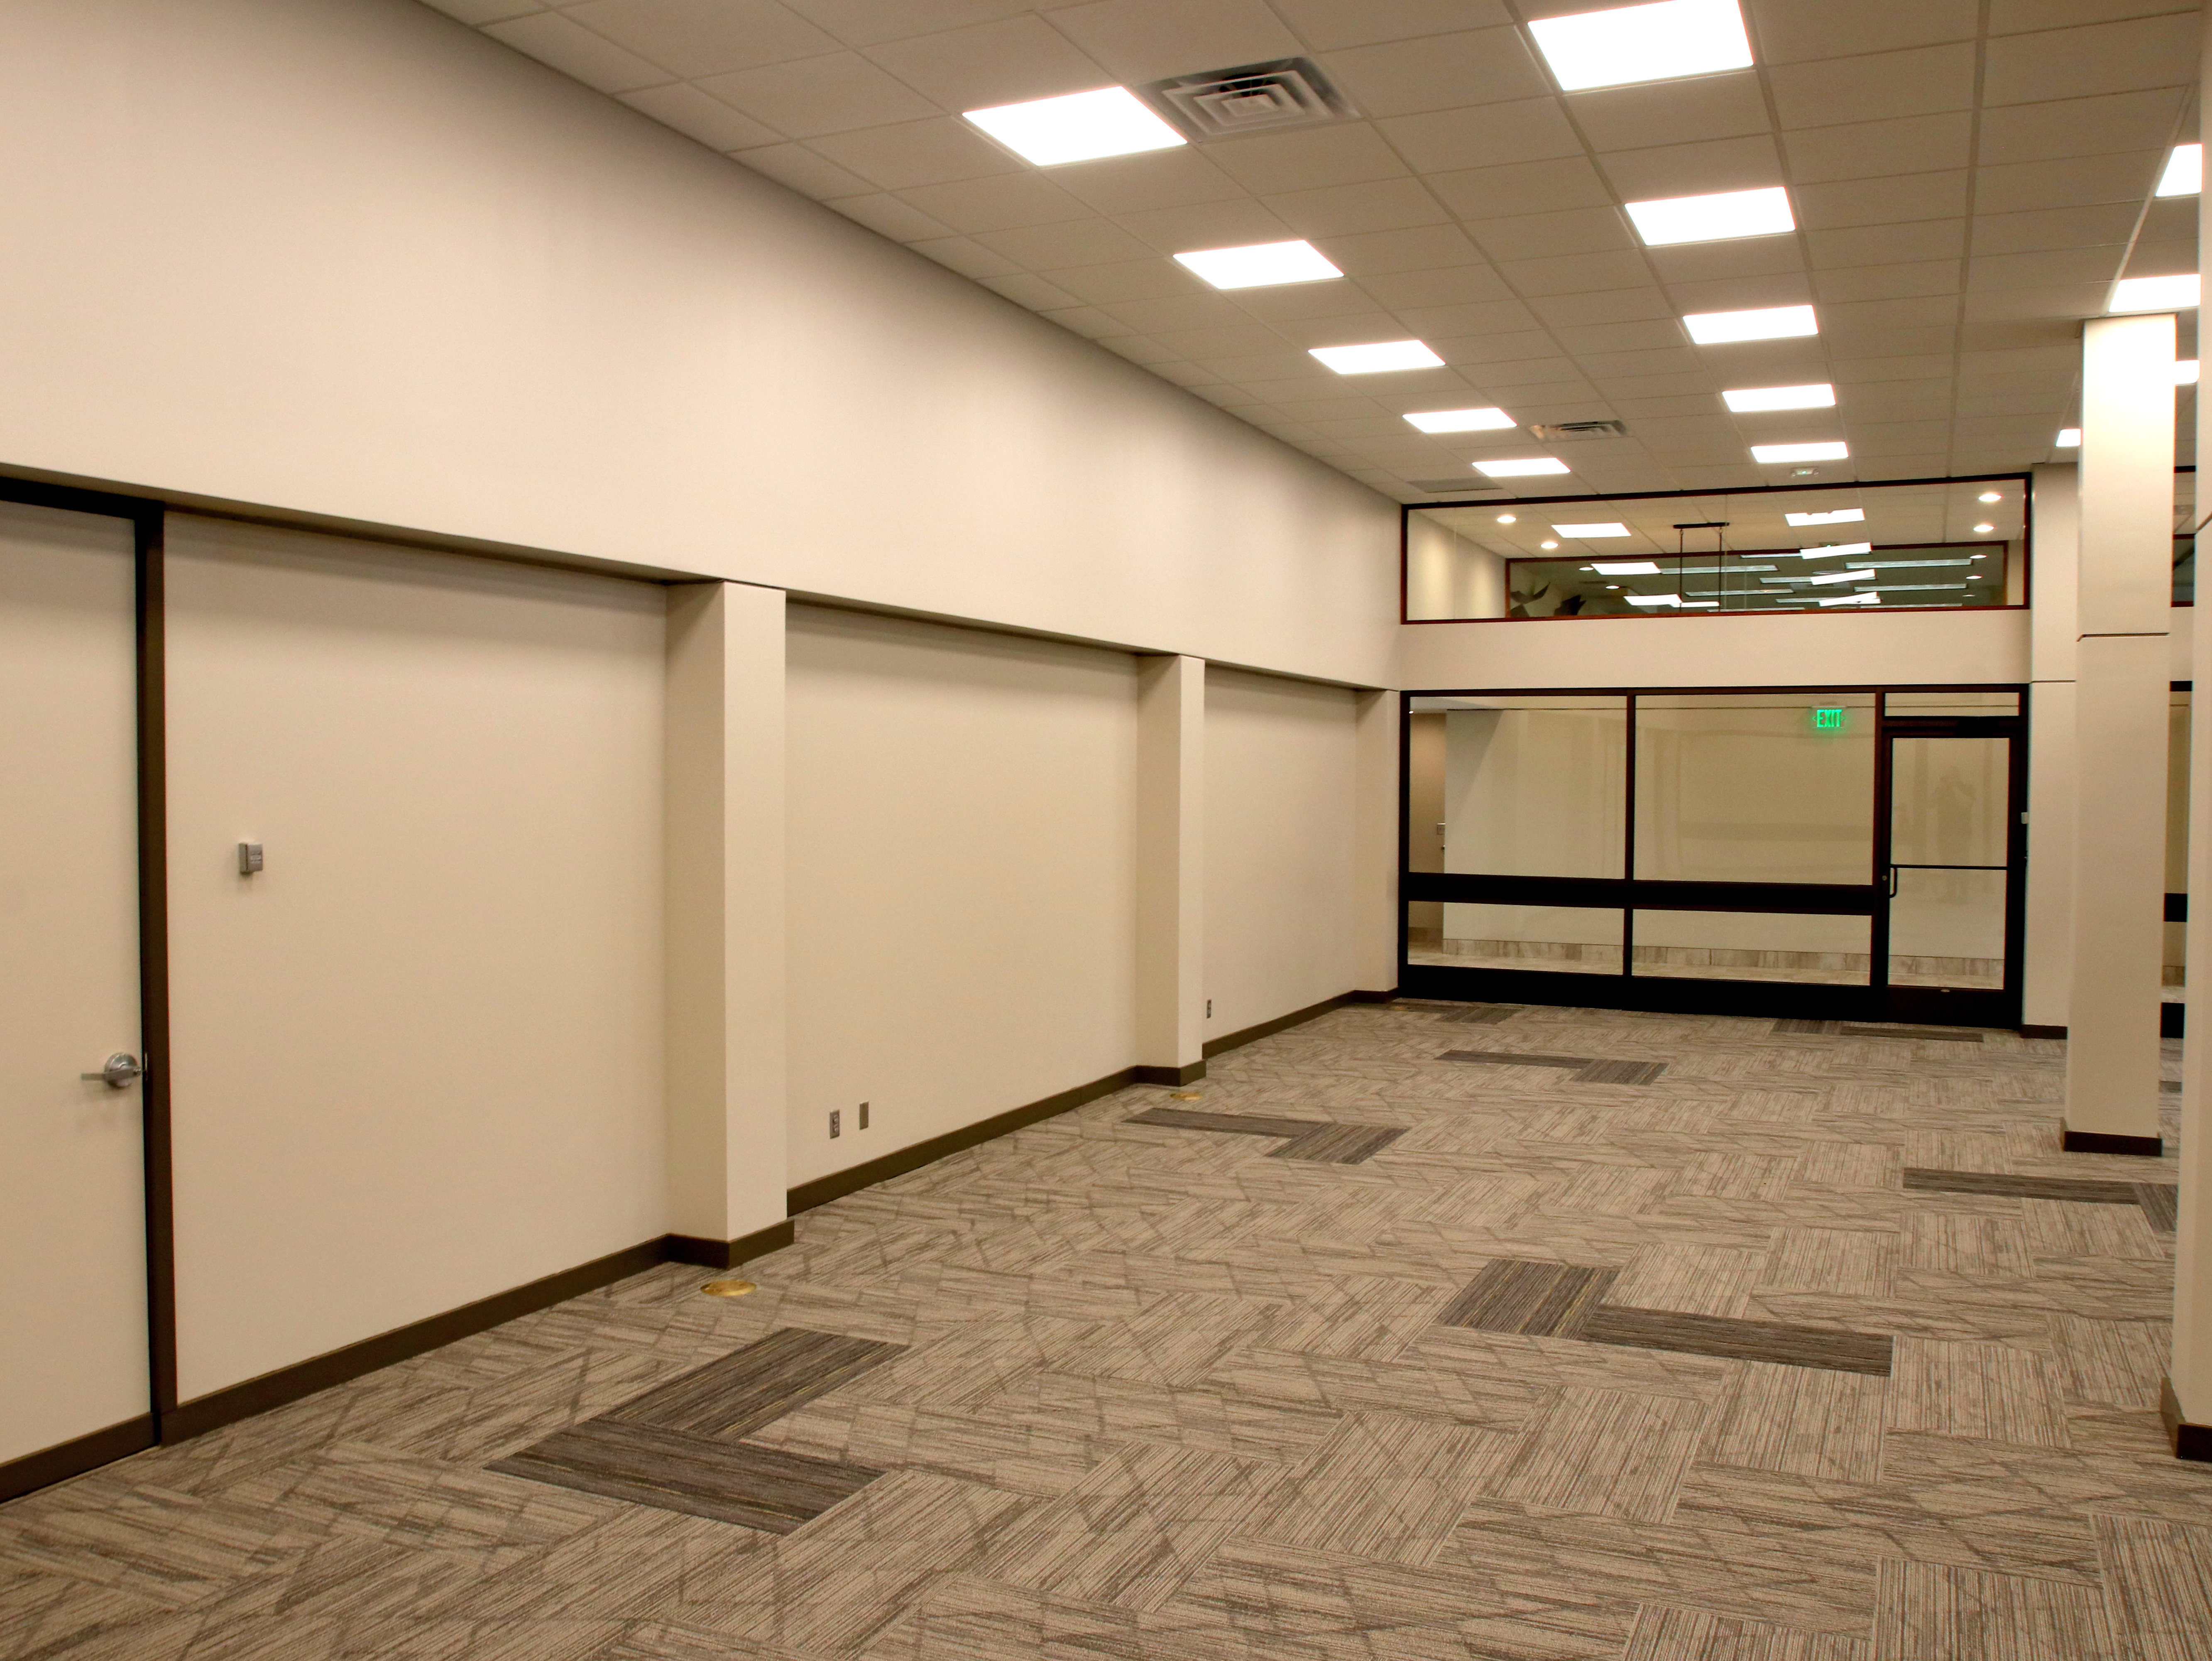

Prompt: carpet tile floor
[{"left": 5, "top": 1001, "right": 2212, "bottom": 1658}]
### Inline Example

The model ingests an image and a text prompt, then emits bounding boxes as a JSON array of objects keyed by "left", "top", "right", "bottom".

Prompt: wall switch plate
[
  {"left": 858, "top": 1102, "right": 870, "bottom": 1130},
  {"left": 829, "top": 1110, "right": 841, "bottom": 1139},
  {"left": 237, "top": 842, "right": 264, "bottom": 875},
  {"left": 1206, "top": 999, "right": 1212, "bottom": 1018}
]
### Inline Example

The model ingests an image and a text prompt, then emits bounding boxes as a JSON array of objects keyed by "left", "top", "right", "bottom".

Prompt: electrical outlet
[
  {"left": 829, "top": 1110, "right": 841, "bottom": 1139},
  {"left": 858, "top": 1102, "right": 870, "bottom": 1130}
]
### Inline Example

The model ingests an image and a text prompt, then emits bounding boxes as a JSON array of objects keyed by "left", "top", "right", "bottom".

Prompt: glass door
[{"left": 1879, "top": 719, "right": 2024, "bottom": 1026}]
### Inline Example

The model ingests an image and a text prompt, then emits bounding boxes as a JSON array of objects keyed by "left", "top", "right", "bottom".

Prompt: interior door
[
  {"left": 1881, "top": 725, "right": 2024, "bottom": 1026},
  {"left": 0, "top": 498, "right": 154, "bottom": 1491}
]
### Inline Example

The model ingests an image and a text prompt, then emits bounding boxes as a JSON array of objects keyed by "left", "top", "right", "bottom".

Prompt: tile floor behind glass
[{"left": 5, "top": 1003, "right": 2210, "bottom": 1660}]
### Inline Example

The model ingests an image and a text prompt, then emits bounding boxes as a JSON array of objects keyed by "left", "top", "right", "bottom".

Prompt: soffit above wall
[{"left": 423, "top": 0, "right": 2200, "bottom": 504}]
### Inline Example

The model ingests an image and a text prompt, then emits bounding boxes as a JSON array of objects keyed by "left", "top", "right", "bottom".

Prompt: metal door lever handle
[{"left": 81, "top": 1053, "right": 143, "bottom": 1089}]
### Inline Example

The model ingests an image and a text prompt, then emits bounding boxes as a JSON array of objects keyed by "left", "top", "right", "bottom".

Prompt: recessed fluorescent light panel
[
  {"left": 2056, "top": 428, "right": 2081, "bottom": 447},
  {"left": 2109, "top": 274, "right": 2200, "bottom": 313},
  {"left": 1724, "top": 382, "right": 1835, "bottom": 413},
  {"left": 1173, "top": 240, "right": 1342, "bottom": 289},
  {"left": 1808, "top": 568, "right": 1876, "bottom": 586},
  {"left": 1475, "top": 457, "right": 1571, "bottom": 477},
  {"left": 1529, "top": 0, "right": 1752, "bottom": 92},
  {"left": 1626, "top": 593, "right": 1684, "bottom": 606},
  {"left": 1627, "top": 186, "right": 1793, "bottom": 247},
  {"left": 1309, "top": 340, "right": 1444, "bottom": 374},
  {"left": 1555, "top": 522, "right": 1631, "bottom": 537},
  {"left": 1404, "top": 407, "right": 1515, "bottom": 433},
  {"left": 1683, "top": 304, "right": 1818, "bottom": 345},
  {"left": 2180, "top": 359, "right": 2201, "bottom": 385},
  {"left": 1592, "top": 561, "right": 1661, "bottom": 574},
  {"left": 1752, "top": 441, "right": 1849, "bottom": 463},
  {"left": 1798, "top": 543, "right": 1872, "bottom": 558},
  {"left": 1819, "top": 592, "right": 1878, "bottom": 606},
  {"left": 1786, "top": 507, "right": 1863, "bottom": 527},
  {"left": 2158, "top": 144, "right": 2202, "bottom": 198},
  {"left": 963, "top": 86, "right": 1185, "bottom": 167}
]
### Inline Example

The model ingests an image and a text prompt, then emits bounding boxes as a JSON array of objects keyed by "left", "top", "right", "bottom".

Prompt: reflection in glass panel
[
  {"left": 1630, "top": 911, "right": 1869, "bottom": 985},
  {"left": 1889, "top": 870, "right": 2005, "bottom": 989},
  {"left": 1409, "top": 903, "right": 1622, "bottom": 974},
  {"left": 2171, "top": 687, "right": 2189, "bottom": 1002},
  {"left": 1635, "top": 694, "right": 1875, "bottom": 882},
  {"left": 2178, "top": 469, "right": 2195, "bottom": 606},
  {"left": 1405, "top": 694, "right": 1627, "bottom": 878},
  {"left": 1889, "top": 737, "right": 2007, "bottom": 867},
  {"left": 1405, "top": 479, "right": 2023, "bottom": 621},
  {"left": 1884, "top": 691, "right": 2020, "bottom": 715}
]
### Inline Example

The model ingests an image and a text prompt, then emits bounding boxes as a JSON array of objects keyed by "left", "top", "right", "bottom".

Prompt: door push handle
[
  {"left": 81, "top": 1053, "right": 143, "bottom": 1089},
  {"left": 1886, "top": 866, "right": 1900, "bottom": 899}
]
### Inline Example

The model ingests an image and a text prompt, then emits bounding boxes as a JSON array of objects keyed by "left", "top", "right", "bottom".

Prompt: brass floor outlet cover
[{"left": 699, "top": 1279, "right": 757, "bottom": 1298}]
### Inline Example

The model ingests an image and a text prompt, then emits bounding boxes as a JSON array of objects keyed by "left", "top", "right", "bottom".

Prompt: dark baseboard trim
[
  {"left": 164, "top": 1235, "right": 676, "bottom": 1442},
  {"left": 1132, "top": 1062, "right": 1207, "bottom": 1086},
  {"left": 1203, "top": 990, "right": 1384, "bottom": 1059},
  {"left": 2062, "top": 1128, "right": 2164, "bottom": 1157},
  {"left": 0, "top": 1414, "right": 157, "bottom": 1503},
  {"left": 2020, "top": 1024, "right": 2066, "bottom": 1041},
  {"left": 787, "top": 1066, "right": 1140, "bottom": 1217},
  {"left": 665, "top": 1220, "right": 798, "bottom": 1271},
  {"left": 1346, "top": 988, "right": 1400, "bottom": 1003},
  {"left": 2163, "top": 1002, "right": 2186, "bottom": 1039},
  {"left": 2164, "top": 1378, "right": 2212, "bottom": 1462}
]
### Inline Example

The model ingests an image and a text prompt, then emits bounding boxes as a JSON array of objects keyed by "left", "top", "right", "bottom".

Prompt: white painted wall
[
  {"left": 164, "top": 517, "right": 667, "bottom": 1401},
  {"left": 1405, "top": 517, "right": 1507, "bottom": 622},
  {"left": 1204, "top": 666, "right": 1361, "bottom": 1039},
  {"left": 785, "top": 606, "right": 1139, "bottom": 1188},
  {"left": 0, "top": 0, "right": 1396, "bottom": 688}
]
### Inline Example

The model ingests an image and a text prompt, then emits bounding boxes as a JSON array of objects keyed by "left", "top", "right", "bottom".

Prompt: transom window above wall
[{"left": 1405, "top": 477, "right": 2027, "bottom": 622}]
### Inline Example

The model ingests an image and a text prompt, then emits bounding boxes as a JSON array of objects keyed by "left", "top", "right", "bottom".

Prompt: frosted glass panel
[
  {"left": 1635, "top": 695, "right": 1875, "bottom": 882},
  {"left": 1412, "top": 903, "right": 1622, "bottom": 974},
  {"left": 1432, "top": 696, "right": 1627, "bottom": 878},
  {"left": 1631, "top": 910, "right": 1870, "bottom": 985},
  {"left": 1889, "top": 870, "right": 2004, "bottom": 988},
  {"left": 1889, "top": 737, "right": 2006, "bottom": 866}
]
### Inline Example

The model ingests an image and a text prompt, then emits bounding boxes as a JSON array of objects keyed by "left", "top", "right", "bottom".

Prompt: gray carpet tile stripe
[
  {"left": 2163, "top": 1079, "right": 2183, "bottom": 1093},
  {"left": 604, "top": 1326, "right": 904, "bottom": 1441},
  {"left": 1437, "top": 1006, "right": 1520, "bottom": 1024},
  {"left": 1773, "top": 1018, "right": 1837, "bottom": 1035},
  {"left": 1125, "top": 1106, "right": 1328, "bottom": 1138},
  {"left": 2136, "top": 1183, "right": 2181, "bottom": 1232},
  {"left": 1578, "top": 1305, "right": 1894, "bottom": 1376},
  {"left": 1837, "top": 1024, "right": 1984, "bottom": 1042},
  {"left": 491, "top": 1420, "right": 881, "bottom": 1533},
  {"left": 1439, "top": 1259, "right": 1618, "bottom": 1337},
  {"left": 1436, "top": 1050, "right": 1592, "bottom": 1070},
  {"left": 1270, "top": 1124, "right": 1407, "bottom": 1165},
  {"left": 1575, "top": 1058, "right": 1668, "bottom": 1086},
  {"left": 1903, "top": 1168, "right": 2145, "bottom": 1206}
]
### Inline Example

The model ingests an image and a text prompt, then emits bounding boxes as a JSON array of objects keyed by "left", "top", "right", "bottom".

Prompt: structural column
[
  {"left": 1352, "top": 689, "right": 1403, "bottom": 998},
  {"left": 1135, "top": 654, "right": 1205, "bottom": 1085},
  {"left": 663, "top": 581, "right": 792, "bottom": 1266},
  {"left": 2022, "top": 465, "right": 2079, "bottom": 1035},
  {"left": 2064, "top": 313, "right": 2176, "bottom": 1154}
]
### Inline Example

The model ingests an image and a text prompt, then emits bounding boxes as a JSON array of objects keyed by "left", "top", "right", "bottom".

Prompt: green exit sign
[{"left": 1813, "top": 707, "right": 1845, "bottom": 731}]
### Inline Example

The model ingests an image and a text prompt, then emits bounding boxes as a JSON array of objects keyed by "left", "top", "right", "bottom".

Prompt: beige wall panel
[
  {"left": 165, "top": 517, "right": 666, "bottom": 1401},
  {"left": 785, "top": 607, "right": 1138, "bottom": 1188},
  {"left": 1205, "top": 666, "right": 1360, "bottom": 1039}
]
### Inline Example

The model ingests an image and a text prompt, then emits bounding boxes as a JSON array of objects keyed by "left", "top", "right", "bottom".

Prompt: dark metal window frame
[{"left": 1399, "top": 682, "right": 2030, "bottom": 1027}]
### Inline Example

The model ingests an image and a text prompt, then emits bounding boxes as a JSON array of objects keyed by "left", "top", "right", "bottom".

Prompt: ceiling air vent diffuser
[
  {"left": 1142, "top": 59, "right": 1355, "bottom": 140},
  {"left": 1528, "top": 420, "right": 1628, "bottom": 440}
]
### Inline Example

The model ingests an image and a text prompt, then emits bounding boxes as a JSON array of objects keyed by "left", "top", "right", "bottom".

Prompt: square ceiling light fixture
[
  {"left": 1529, "top": 0, "right": 1752, "bottom": 91},
  {"left": 1786, "top": 507, "right": 1863, "bottom": 526},
  {"left": 1808, "top": 567, "right": 1876, "bottom": 586},
  {"left": 1797, "top": 542, "right": 1872, "bottom": 558},
  {"left": 1724, "top": 383, "right": 1834, "bottom": 412},
  {"left": 1592, "top": 560, "right": 1661, "bottom": 573},
  {"left": 1627, "top": 186, "right": 1793, "bottom": 246},
  {"left": 1174, "top": 240, "right": 1342, "bottom": 289},
  {"left": 2158, "top": 144, "right": 2202, "bottom": 197},
  {"left": 2056, "top": 428, "right": 2081, "bottom": 447},
  {"left": 2109, "top": 274, "right": 2200, "bottom": 313},
  {"left": 963, "top": 87, "right": 1185, "bottom": 167},
  {"left": 1819, "top": 591, "right": 1879, "bottom": 606},
  {"left": 2180, "top": 359, "right": 2201, "bottom": 385},
  {"left": 1404, "top": 407, "right": 1515, "bottom": 433},
  {"left": 1554, "top": 522, "right": 1631, "bottom": 537},
  {"left": 1752, "top": 441, "right": 1849, "bottom": 463},
  {"left": 1683, "top": 304, "right": 1818, "bottom": 344},
  {"left": 1309, "top": 340, "right": 1443, "bottom": 373},
  {"left": 1474, "top": 456, "right": 1571, "bottom": 477}
]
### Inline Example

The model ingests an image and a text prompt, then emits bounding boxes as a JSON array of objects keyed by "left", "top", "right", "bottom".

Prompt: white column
[
  {"left": 2064, "top": 313, "right": 2176, "bottom": 1154},
  {"left": 1352, "top": 689, "right": 1403, "bottom": 997},
  {"left": 1135, "top": 654, "right": 1205, "bottom": 1085},
  {"left": 664, "top": 581, "right": 790, "bottom": 1264},
  {"left": 2022, "top": 465, "right": 2078, "bottom": 1034}
]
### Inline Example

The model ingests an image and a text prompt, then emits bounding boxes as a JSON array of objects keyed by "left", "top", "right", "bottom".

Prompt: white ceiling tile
[
  {"left": 2139, "top": 197, "right": 2197, "bottom": 242},
  {"left": 482, "top": 13, "right": 671, "bottom": 91},
  {"left": 1315, "top": 27, "right": 1549, "bottom": 118},
  {"left": 1039, "top": 306, "right": 1125, "bottom": 338},
  {"left": 1606, "top": 393, "right": 1728, "bottom": 418},
  {"left": 1958, "top": 345, "right": 2077, "bottom": 376},
  {"left": 1352, "top": 260, "right": 1515, "bottom": 303},
  {"left": 825, "top": 190, "right": 956, "bottom": 240},
  {"left": 1845, "top": 419, "right": 1955, "bottom": 451},
  {"left": 1042, "top": 0, "right": 1303, "bottom": 83},
  {"left": 1978, "top": 88, "right": 2188, "bottom": 164},
  {"left": 1779, "top": 114, "right": 1974, "bottom": 183},
  {"left": 1806, "top": 220, "right": 1969, "bottom": 268},
  {"left": 1969, "top": 203, "right": 2137, "bottom": 255},
  {"left": 617, "top": 83, "right": 785, "bottom": 150},
  {"left": 1496, "top": 250, "right": 1655, "bottom": 296},
  {"left": 1746, "top": 0, "right": 1980, "bottom": 62},
  {"left": 1036, "top": 258, "right": 1210, "bottom": 303},
  {"left": 776, "top": 0, "right": 1041, "bottom": 48},
  {"left": 1642, "top": 239, "right": 1806, "bottom": 285},
  {"left": 1596, "top": 371, "right": 1730, "bottom": 400},
  {"left": 2122, "top": 238, "right": 2197, "bottom": 279},
  {"left": 1565, "top": 77, "right": 1774, "bottom": 152},
  {"left": 1094, "top": 292, "right": 1252, "bottom": 333},
  {"left": 1833, "top": 354, "right": 1958, "bottom": 382},
  {"left": 1205, "top": 125, "right": 1413, "bottom": 194},
  {"left": 1262, "top": 178, "right": 1451, "bottom": 238},
  {"left": 1596, "top": 136, "right": 1786, "bottom": 200},
  {"left": 1230, "top": 280, "right": 1389, "bottom": 321},
  {"left": 806, "top": 117, "right": 1024, "bottom": 190},
  {"left": 1423, "top": 328, "right": 1560, "bottom": 363},
  {"left": 1092, "top": 332, "right": 1178, "bottom": 360},
  {"left": 979, "top": 270, "right": 1086, "bottom": 309},
  {"left": 1110, "top": 197, "right": 1297, "bottom": 251},
  {"left": 1972, "top": 152, "right": 2162, "bottom": 214},
  {"left": 862, "top": 16, "right": 1110, "bottom": 109},
  {"left": 905, "top": 234, "right": 1027, "bottom": 278},
  {"left": 1050, "top": 149, "right": 1248, "bottom": 214},
  {"left": 1438, "top": 353, "right": 1587, "bottom": 385},
  {"left": 1814, "top": 261, "right": 1963, "bottom": 303},
  {"left": 1982, "top": 14, "right": 2200, "bottom": 105},
  {"left": 1270, "top": 0, "right": 1517, "bottom": 49},
  {"left": 1768, "top": 45, "right": 1979, "bottom": 128},
  {"left": 421, "top": 0, "right": 544, "bottom": 23},
  {"left": 1819, "top": 294, "right": 1963, "bottom": 333},
  {"left": 1272, "top": 310, "right": 1426, "bottom": 348},
  {"left": 732, "top": 141, "right": 876, "bottom": 196},
  {"left": 696, "top": 52, "right": 942, "bottom": 135},
  {"left": 896, "top": 171, "right": 1091, "bottom": 232},
  {"left": 1470, "top": 206, "right": 1636, "bottom": 263},
  {"left": 1822, "top": 322, "right": 1960, "bottom": 355},
  {"left": 1795, "top": 171, "right": 1971, "bottom": 228},
  {"left": 1839, "top": 382, "right": 1956, "bottom": 416},
  {"left": 1427, "top": 157, "right": 1614, "bottom": 220},
  {"left": 1954, "top": 317, "right": 2081, "bottom": 353},
  {"left": 1390, "top": 298, "right": 1544, "bottom": 335},
  {"left": 1660, "top": 271, "right": 1815, "bottom": 311},
  {"left": 1989, "top": 1, "right": 2195, "bottom": 32},
  {"left": 1527, "top": 287, "right": 1678, "bottom": 326},
  {"left": 970, "top": 216, "right": 1162, "bottom": 266},
  {"left": 1553, "top": 319, "right": 1696, "bottom": 355},
  {"left": 562, "top": 0, "right": 840, "bottom": 77},
  {"left": 1375, "top": 99, "right": 1583, "bottom": 173}
]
